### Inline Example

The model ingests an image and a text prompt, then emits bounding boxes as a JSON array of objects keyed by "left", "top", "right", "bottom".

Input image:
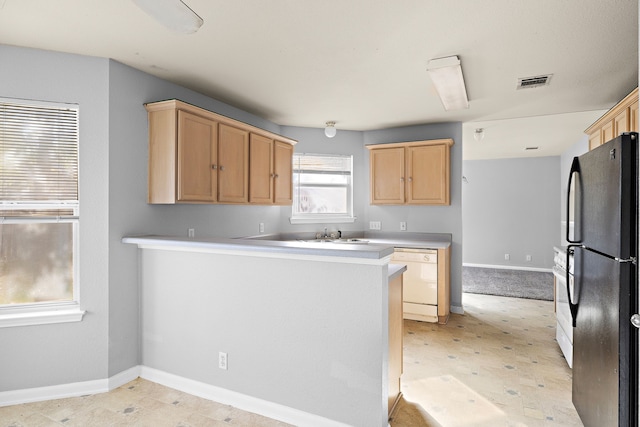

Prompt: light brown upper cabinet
[
  {"left": 249, "top": 135, "right": 294, "bottom": 205},
  {"left": 367, "top": 139, "right": 454, "bottom": 205},
  {"left": 217, "top": 123, "right": 249, "bottom": 203},
  {"left": 586, "top": 87, "right": 638, "bottom": 150},
  {"left": 145, "top": 99, "right": 296, "bottom": 204}
]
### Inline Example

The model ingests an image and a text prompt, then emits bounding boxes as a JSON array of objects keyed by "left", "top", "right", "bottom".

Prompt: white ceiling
[{"left": 0, "top": 0, "right": 637, "bottom": 159}]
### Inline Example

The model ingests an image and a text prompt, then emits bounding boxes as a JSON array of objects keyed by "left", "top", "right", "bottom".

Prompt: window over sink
[{"left": 290, "top": 153, "right": 355, "bottom": 224}]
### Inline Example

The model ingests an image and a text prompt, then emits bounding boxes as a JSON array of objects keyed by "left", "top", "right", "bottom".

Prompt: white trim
[
  {"left": 450, "top": 304, "right": 464, "bottom": 314},
  {"left": 0, "top": 366, "right": 140, "bottom": 408},
  {"left": 0, "top": 378, "right": 106, "bottom": 408},
  {"left": 463, "top": 263, "right": 553, "bottom": 273},
  {"left": 0, "top": 365, "right": 352, "bottom": 426},
  {"left": 289, "top": 216, "right": 357, "bottom": 224},
  {"left": 0, "top": 306, "right": 85, "bottom": 328},
  {"left": 108, "top": 366, "right": 142, "bottom": 390},
  {"left": 140, "top": 366, "right": 351, "bottom": 427}
]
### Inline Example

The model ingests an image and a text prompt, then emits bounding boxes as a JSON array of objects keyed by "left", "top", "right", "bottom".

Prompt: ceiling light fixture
[
  {"left": 426, "top": 55, "right": 469, "bottom": 111},
  {"left": 132, "top": 0, "right": 204, "bottom": 34},
  {"left": 473, "top": 128, "right": 484, "bottom": 141},
  {"left": 324, "top": 121, "right": 337, "bottom": 138}
]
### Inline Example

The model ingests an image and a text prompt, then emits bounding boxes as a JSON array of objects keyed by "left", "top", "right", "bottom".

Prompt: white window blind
[
  {"left": 291, "top": 153, "right": 354, "bottom": 223},
  {"left": 0, "top": 99, "right": 79, "bottom": 217},
  {"left": 0, "top": 98, "right": 80, "bottom": 310}
]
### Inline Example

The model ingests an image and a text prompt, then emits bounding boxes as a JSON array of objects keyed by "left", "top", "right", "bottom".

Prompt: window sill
[
  {"left": 289, "top": 216, "right": 357, "bottom": 225},
  {"left": 0, "top": 305, "right": 86, "bottom": 328}
]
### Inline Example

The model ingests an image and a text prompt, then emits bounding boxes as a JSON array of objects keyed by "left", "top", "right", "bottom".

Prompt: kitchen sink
[{"left": 298, "top": 238, "right": 369, "bottom": 244}]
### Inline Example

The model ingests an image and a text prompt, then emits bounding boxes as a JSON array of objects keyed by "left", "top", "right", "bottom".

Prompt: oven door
[{"left": 553, "top": 265, "right": 574, "bottom": 367}]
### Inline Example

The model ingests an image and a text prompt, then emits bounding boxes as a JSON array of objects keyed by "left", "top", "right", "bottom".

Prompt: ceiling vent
[
  {"left": 517, "top": 74, "right": 552, "bottom": 90},
  {"left": 525, "top": 146, "right": 539, "bottom": 151}
]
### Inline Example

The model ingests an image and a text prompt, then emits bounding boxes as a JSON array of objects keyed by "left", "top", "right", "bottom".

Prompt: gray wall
[
  {"left": 462, "top": 156, "right": 561, "bottom": 269},
  {"left": 0, "top": 43, "right": 465, "bottom": 396},
  {"left": 364, "top": 124, "right": 464, "bottom": 312},
  {"left": 0, "top": 45, "right": 111, "bottom": 390}
]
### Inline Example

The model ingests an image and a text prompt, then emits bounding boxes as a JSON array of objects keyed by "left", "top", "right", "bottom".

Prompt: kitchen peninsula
[{"left": 123, "top": 233, "right": 448, "bottom": 426}]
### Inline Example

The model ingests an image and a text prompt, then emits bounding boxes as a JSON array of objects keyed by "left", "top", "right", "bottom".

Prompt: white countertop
[{"left": 122, "top": 234, "right": 395, "bottom": 260}]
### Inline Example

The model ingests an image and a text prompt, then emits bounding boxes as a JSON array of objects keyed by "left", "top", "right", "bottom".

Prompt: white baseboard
[
  {"left": 0, "top": 365, "right": 141, "bottom": 408},
  {"left": 0, "top": 365, "right": 349, "bottom": 427},
  {"left": 450, "top": 305, "right": 464, "bottom": 315},
  {"left": 463, "top": 263, "right": 552, "bottom": 273},
  {"left": 140, "top": 366, "right": 350, "bottom": 427},
  {"left": 0, "top": 377, "right": 108, "bottom": 408}
]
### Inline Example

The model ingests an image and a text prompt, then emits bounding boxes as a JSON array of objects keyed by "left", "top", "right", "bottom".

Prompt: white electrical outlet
[
  {"left": 219, "top": 352, "right": 228, "bottom": 370},
  {"left": 188, "top": 228, "right": 195, "bottom": 238},
  {"left": 504, "top": 253, "right": 510, "bottom": 260},
  {"left": 400, "top": 221, "right": 407, "bottom": 231},
  {"left": 369, "top": 221, "right": 381, "bottom": 230},
  {"left": 526, "top": 255, "right": 532, "bottom": 262},
  {"left": 259, "top": 222, "right": 265, "bottom": 233}
]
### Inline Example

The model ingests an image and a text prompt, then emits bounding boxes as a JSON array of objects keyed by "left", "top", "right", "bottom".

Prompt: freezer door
[
  {"left": 572, "top": 133, "right": 636, "bottom": 259},
  {"left": 572, "top": 247, "right": 636, "bottom": 427}
]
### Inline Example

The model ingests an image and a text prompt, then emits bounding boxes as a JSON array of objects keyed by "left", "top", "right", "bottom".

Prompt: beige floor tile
[{"left": 1, "top": 293, "right": 582, "bottom": 426}]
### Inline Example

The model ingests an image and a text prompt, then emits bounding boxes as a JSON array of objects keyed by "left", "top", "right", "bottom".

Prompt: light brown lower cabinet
[{"left": 388, "top": 270, "right": 403, "bottom": 417}]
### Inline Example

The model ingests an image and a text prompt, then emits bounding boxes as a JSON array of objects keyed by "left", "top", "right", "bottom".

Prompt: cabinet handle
[
  {"left": 211, "top": 164, "right": 217, "bottom": 170},
  {"left": 400, "top": 177, "right": 405, "bottom": 182},
  {"left": 274, "top": 174, "right": 279, "bottom": 178},
  {"left": 270, "top": 173, "right": 275, "bottom": 178},
  {"left": 220, "top": 165, "right": 225, "bottom": 171},
  {"left": 408, "top": 177, "right": 413, "bottom": 182}
]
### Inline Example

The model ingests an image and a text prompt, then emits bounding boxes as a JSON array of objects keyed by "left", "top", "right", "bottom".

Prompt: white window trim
[
  {"left": 290, "top": 153, "right": 355, "bottom": 224},
  {"left": 289, "top": 215, "right": 357, "bottom": 224},
  {"left": 0, "top": 302, "right": 85, "bottom": 328},
  {"left": 0, "top": 97, "right": 82, "bottom": 324}
]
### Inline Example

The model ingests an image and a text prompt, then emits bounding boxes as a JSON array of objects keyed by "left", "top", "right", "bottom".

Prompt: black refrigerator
[{"left": 566, "top": 132, "right": 638, "bottom": 427}]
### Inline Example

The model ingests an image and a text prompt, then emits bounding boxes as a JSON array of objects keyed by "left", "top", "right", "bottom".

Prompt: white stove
[{"left": 553, "top": 246, "right": 573, "bottom": 368}]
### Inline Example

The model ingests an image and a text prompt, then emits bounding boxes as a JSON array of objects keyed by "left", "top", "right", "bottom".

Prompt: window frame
[
  {"left": 290, "top": 152, "right": 356, "bottom": 224},
  {"left": 0, "top": 97, "right": 84, "bottom": 327}
]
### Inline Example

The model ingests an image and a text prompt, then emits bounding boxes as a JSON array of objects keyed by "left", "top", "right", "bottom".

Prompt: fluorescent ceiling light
[
  {"left": 427, "top": 55, "right": 469, "bottom": 111},
  {"left": 132, "top": 0, "right": 204, "bottom": 34}
]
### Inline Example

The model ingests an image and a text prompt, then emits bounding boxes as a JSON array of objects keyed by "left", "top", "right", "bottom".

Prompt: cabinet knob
[
  {"left": 274, "top": 174, "right": 279, "bottom": 178},
  {"left": 408, "top": 177, "right": 413, "bottom": 182},
  {"left": 400, "top": 177, "right": 405, "bottom": 182},
  {"left": 211, "top": 164, "right": 217, "bottom": 170},
  {"left": 220, "top": 165, "right": 225, "bottom": 171}
]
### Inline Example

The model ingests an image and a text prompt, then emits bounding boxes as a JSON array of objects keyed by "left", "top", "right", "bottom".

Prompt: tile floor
[
  {"left": 390, "top": 293, "right": 583, "bottom": 426},
  {"left": 0, "top": 293, "right": 582, "bottom": 426}
]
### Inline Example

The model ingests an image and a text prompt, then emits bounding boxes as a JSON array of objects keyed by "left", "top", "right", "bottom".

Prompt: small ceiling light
[
  {"left": 427, "top": 55, "right": 469, "bottom": 111},
  {"left": 132, "top": 0, "right": 204, "bottom": 34},
  {"left": 473, "top": 128, "right": 484, "bottom": 141},
  {"left": 324, "top": 121, "right": 337, "bottom": 138}
]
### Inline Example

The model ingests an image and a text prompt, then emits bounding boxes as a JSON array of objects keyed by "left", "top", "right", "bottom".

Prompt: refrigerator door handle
[
  {"left": 631, "top": 314, "right": 640, "bottom": 329},
  {"left": 566, "top": 156, "right": 581, "bottom": 244},
  {"left": 566, "top": 244, "right": 581, "bottom": 327}
]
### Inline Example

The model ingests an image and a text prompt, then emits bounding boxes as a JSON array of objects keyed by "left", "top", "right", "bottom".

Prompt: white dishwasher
[{"left": 391, "top": 248, "right": 438, "bottom": 323}]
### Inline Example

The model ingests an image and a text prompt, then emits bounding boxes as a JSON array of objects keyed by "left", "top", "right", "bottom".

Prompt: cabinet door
[
  {"left": 273, "top": 141, "right": 293, "bottom": 205},
  {"left": 249, "top": 134, "right": 273, "bottom": 204},
  {"left": 177, "top": 110, "right": 218, "bottom": 202},
  {"left": 630, "top": 100, "right": 639, "bottom": 132},
  {"left": 370, "top": 147, "right": 405, "bottom": 204},
  {"left": 407, "top": 144, "right": 450, "bottom": 205},
  {"left": 601, "top": 120, "right": 615, "bottom": 145},
  {"left": 218, "top": 124, "right": 249, "bottom": 203},
  {"left": 588, "top": 129, "right": 602, "bottom": 151},
  {"left": 614, "top": 108, "right": 630, "bottom": 136}
]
